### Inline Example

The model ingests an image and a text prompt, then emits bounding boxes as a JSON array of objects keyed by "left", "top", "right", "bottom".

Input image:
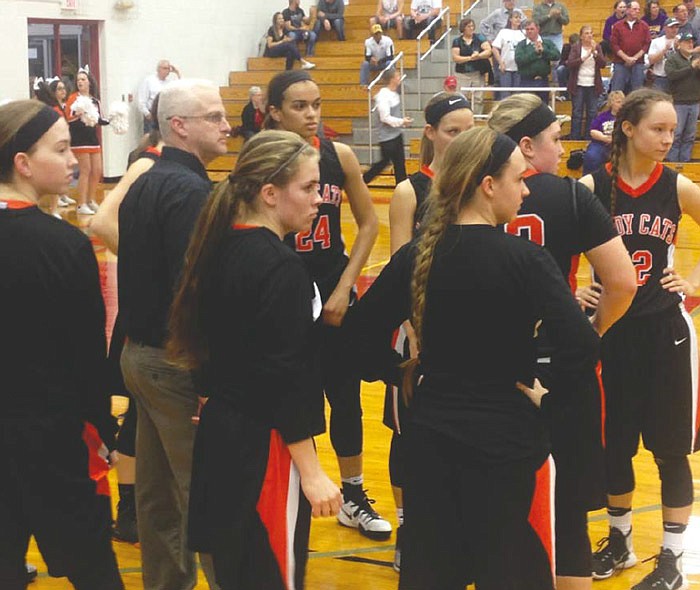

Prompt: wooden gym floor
[{"left": 26, "top": 190, "right": 700, "bottom": 589}]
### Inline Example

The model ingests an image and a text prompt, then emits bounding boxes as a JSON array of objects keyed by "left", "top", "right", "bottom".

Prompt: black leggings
[{"left": 362, "top": 135, "right": 407, "bottom": 186}]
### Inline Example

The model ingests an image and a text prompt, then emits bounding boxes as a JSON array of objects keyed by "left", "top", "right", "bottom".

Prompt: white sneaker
[
  {"left": 52, "top": 212, "right": 63, "bottom": 220},
  {"left": 337, "top": 490, "right": 392, "bottom": 540},
  {"left": 77, "top": 204, "right": 96, "bottom": 215},
  {"left": 58, "top": 194, "right": 76, "bottom": 206},
  {"left": 87, "top": 200, "right": 99, "bottom": 212},
  {"left": 301, "top": 60, "right": 316, "bottom": 70}
]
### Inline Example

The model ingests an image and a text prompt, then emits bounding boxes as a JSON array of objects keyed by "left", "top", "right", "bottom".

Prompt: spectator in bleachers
[
  {"left": 479, "top": 0, "right": 525, "bottom": 43},
  {"left": 567, "top": 26, "right": 607, "bottom": 139},
  {"left": 138, "top": 60, "right": 180, "bottom": 134},
  {"left": 370, "top": 0, "right": 405, "bottom": 40},
  {"left": 240, "top": 86, "right": 265, "bottom": 140},
  {"left": 603, "top": 1, "right": 628, "bottom": 54},
  {"left": 283, "top": 0, "right": 318, "bottom": 57},
  {"left": 582, "top": 90, "right": 624, "bottom": 174},
  {"left": 363, "top": 68, "right": 412, "bottom": 185},
  {"left": 266, "top": 12, "right": 317, "bottom": 70},
  {"left": 665, "top": 31, "right": 700, "bottom": 161},
  {"left": 643, "top": 0, "right": 668, "bottom": 38},
  {"left": 515, "top": 20, "right": 560, "bottom": 103},
  {"left": 610, "top": 1, "right": 650, "bottom": 93},
  {"left": 532, "top": 0, "right": 570, "bottom": 52},
  {"left": 647, "top": 17, "right": 680, "bottom": 92},
  {"left": 672, "top": 2, "right": 697, "bottom": 39},
  {"left": 315, "top": 0, "right": 346, "bottom": 41},
  {"left": 492, "top": 11, "right": 526, "bottom": 97},
  {"left": 361, "top": 23, "right": 395, "bottom": 86},
  {"left": 405, "top": 0, "right": 442, "bottom": 43},
  {"left": 451, "top": 18, "right": 492, "bottom": 115},
  {"left": 684, "top": 0, "right": 700, "bottom": 32},
  {"left": 554, "top": 32, "right": 579, "bottom": 99}
]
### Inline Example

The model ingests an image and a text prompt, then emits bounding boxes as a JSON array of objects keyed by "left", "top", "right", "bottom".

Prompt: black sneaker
[
  {"left": 25, "top": 563, "right": 38, "bottom": 584},
  {"left": 592, "top": 527, "right": 637, "bottom": 580},
  {"left": 393, "top": 524, "right": 403, "bottom": 573},
  {"left": 631, "top": 548, "right": 688, "bottom": 590},
  {"left": 337, "top": 490, "right": 392, "bottom": 540},
  {"left": 113, "top": 502, "right": 139, "bottom": 544}
]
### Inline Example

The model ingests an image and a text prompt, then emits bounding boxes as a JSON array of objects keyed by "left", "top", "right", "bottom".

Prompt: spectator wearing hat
[
  {"left": 443, "top": 75, "right": 458, "bottom": 91},
  {"left": 610, "top": 1, "right": 651, "bottom": 93},
  {"left": 665, "top": 31, "right": 700, "bottom": 161},
  {"left": 647, "top": 17, "right": 680, "bottom": 92},
  {"left": 361, "top": 23, "right": 395, "bottom": 86}
]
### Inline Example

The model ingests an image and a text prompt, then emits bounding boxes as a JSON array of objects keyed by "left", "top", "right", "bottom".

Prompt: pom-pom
[
  {"left": 71, "top": 95, "right": 99, "bottom": 127},
  {"left": 108, "top": 101, "right": 130, "bottom": 135}
]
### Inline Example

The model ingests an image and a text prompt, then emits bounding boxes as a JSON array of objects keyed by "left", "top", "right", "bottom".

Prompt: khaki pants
[{"left": 456, "top": 71, "right": 486, "bottom": 115}]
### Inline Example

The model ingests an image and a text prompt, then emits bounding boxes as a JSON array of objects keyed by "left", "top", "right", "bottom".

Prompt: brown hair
[
  {"left": 403, "top": 127, "right": 510, "bottom": 400},
  {"left": 0, "top": 100, "right": 47, "bottom": 183},
  {"left": 167, "top": 130, "right": 318, "bottom": 369},
  {"left": 608, "top": 88, "right": 672, "bottom": 215},
  {"left": 488, "top": 93, "right": 543, "bottom": 136}
]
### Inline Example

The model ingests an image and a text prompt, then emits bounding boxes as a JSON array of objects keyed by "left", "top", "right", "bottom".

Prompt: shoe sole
[
  {"left": 336, "top": 511, "right": 392, "bottom": 541},
  {"left": 592, "top": 553, "right": 638, "bottom": 580}
]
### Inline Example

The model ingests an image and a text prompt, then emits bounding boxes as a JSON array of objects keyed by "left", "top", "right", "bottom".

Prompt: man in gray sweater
[{"left": 665, "top": 31, "right": 700, "bottom": 161}]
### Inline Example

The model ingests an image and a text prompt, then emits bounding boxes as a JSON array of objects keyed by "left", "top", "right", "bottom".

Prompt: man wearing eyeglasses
[{"left": 118, "top": 79, "right": 230, "bottom": 590}]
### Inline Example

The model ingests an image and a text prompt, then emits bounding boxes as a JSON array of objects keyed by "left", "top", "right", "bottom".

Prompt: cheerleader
[
  {"left": 580, "top": 88, "right": 700, "bottom": 590},
  {"left": 66, "top": 67, "right": 107, "bottom": 215}
]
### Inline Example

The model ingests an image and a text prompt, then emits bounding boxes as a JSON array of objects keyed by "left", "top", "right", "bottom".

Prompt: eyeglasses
[{"left": 167, "top": 112, "right": 227, "bottom": 124}]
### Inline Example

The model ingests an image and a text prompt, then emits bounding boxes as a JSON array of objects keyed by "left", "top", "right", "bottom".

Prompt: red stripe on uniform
[
  {"left": 595, "top": 361, "right": 606, "bottom": 448},
  {"left": 256, "top": 429, "right": 296, "bottom": 589},
  {"left": 82, "top": 422, "right": 111, "bottom": 497},
  {"left": 568, "top": 254, "right": 580, "bottom": 293},
  {"left": 528, "top": 455, "right": 556, "bottom": 582}
]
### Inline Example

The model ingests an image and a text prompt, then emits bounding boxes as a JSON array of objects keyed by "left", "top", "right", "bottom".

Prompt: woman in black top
[
  {"left": 0, "top": 100, "right": 123, "bottom": 589},
  {"left": 265, "top": 12, "right": 316, "bottom": 71},
  {"left": 167, "top": 130, "right": 340, "bottom": 590},
  {"left": 346, "top": 126, "right": 599, "bottom": 589},
  {"left": 450, "top": 18, "right": 492, "bottom": 115}
]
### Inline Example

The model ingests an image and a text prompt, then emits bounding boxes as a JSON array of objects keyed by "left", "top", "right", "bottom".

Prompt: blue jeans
[
  {"left": 652, "top": 76, "right": 670, "bottom": 93},
  {"left": 288, "top": 29, "right": 317, "bottom": 56},
  {"left": 668, "top": 103, "right": 700, "bottom": 162},
  {"left": 571, "top": 86, "right": 598, "bottom": 140},
  {"left": 314, "top": 17, "right": 345, "bottom": 40},
  {"left": 583, "top": 141, "right": 610, "bottom": 175},
  {"left": 520, "top": 77, "right": 549, "bottom": 104},
  {"left": 499, "top": 70, "right": 521, "bottom": 98},
  {"left": 265, "top": 41, "right": 302, "bottom": 70},
  {"left": 360, "top": 60, "right": 387, "bottom": 85},
  {"left": 543, "top": 33, "right": 563, "bottom": 52},
  {"left": 610, "top": 62, "right": 645, "bottom": 93}
]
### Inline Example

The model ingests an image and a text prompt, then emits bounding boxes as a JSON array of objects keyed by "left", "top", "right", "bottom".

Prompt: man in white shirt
[
  {"left": 360, "top": 24, "right": 395, "bottom": 86},
  {"left": 648, "top": 17, "right": 681, "bottom": 92},
  {"left": 137, "top": 59, "right": 180, "bottom": 133},
  {"left": 406, "top": 0, "right": 442, "bottom": 42}
]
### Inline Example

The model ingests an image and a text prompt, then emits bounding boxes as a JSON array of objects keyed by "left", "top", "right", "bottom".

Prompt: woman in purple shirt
[
  {"left": 642, "top": 0, "right": 668, "bottom": 38},
  {"left": 583, "top": 91, "right": 624, "bottom": 174}
]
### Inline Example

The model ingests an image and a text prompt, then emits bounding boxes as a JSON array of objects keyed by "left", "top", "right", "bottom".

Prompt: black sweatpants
[
  {"left": 362, "top": 135, "right": 407, "bottom": 186},
  {"left": 399, "top": 423, "right": 554, "bottom": 590}
]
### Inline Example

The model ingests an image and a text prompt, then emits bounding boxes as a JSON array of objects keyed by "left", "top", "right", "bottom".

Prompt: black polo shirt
[{"left": 118, "top": 146, "right": 211, "bottom": 348}]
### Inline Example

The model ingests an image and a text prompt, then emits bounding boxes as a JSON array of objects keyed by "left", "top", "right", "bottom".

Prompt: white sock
[
  {"left": 609, "top": 510, "right": 632, "bottom": 536},
  {"left": 396, "top": 508, "right": 404, "bottom": 526},
  {"left": 342, "top": 475, "right": 363, "bottom": 487},
  {"left": 662, "top": 523, "right": 686, "bottom": 557}
]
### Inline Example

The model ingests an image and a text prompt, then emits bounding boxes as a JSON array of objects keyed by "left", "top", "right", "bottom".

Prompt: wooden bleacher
[{"left": 213, "top": 0, "right": 699, "bottom": 188}]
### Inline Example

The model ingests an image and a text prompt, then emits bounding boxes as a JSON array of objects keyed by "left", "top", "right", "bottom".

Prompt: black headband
[
  {"left": 425, "top": 94, "right": 471, "bottom": 126},
  {"left": 0, "top": 106, "right": 60, "bottom": 172},
  {"left": 505, "top": 103, "right": 557, "bottom": 143},
  {"left": 268, "top": 71, "right": 313, "bottom": 108},
  {"left": 476, "top": 134, "right": 518, "bottom": 184}
]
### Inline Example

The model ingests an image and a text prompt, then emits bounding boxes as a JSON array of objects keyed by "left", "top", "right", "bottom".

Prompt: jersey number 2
[
  {"left": 295, "top": 214, "right": 331, "bottom": 252},
  {"left": 631, "top": 250, "right": 652, "bottom": 286},
  {"left": 505, "top": 214, "right": 545, "bottom": 246}
]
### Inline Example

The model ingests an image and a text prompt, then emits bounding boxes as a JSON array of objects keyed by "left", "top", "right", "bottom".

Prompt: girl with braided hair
[
  {"left": 385, "top": 91, "right": 473, "bottom": 572},
  {"left": 580, "top": 88, "right": 700, "bottom": 590},
  {"left": 346, "top": 126, "right": 599, "bottom": 589},
  {"left": 167, "top": 130, "right": 341, "bottom": 590}
]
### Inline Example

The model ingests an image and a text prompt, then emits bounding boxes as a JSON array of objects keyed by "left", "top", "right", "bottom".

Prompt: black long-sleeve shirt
[
  {"left": 200, "top": 227, "right": 324, "bottom": 443},
  {"left": 346, "top": 224, "right": 599, "bottom": 462},
  {"left": 0, "top": 204, "right": 117, "bottom": 449},
  {"left": 118, "top": 146, "right": 211, "bottom": 348}
]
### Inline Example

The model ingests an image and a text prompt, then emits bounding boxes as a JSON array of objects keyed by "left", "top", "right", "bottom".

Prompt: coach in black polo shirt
[{"left": 118, "top": 79, "right": 230, "bottom": 590}]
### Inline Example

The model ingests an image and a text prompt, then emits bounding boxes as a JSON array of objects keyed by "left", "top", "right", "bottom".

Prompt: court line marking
[{"left": 362, "top": 258, "right": 389, "bottom": 273}]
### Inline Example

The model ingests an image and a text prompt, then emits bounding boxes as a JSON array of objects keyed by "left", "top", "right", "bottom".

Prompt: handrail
[
  {"left": 461, "top": 0, "right": 482, "bottom": 19},
  {"left": 367, "top": 52, "right": 405, "bottom": 166},
  {"left": 459, "top": 85, "right": 567, "bottom": 112},
  {"left": 417, "top": 6, "right": 451, "bottom": 106}
]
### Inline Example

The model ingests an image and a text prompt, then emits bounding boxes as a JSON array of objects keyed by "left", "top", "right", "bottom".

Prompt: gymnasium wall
[{"left": 0, "top": 0, "right": 280, "bottom": 176}]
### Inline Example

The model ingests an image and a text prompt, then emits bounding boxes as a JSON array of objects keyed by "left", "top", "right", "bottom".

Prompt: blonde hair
[
  {"left": 404, "top": 127, "right": 507, "bottom": 400},
  {"left": 0, "top": 99, "right": 48, "bottom": 182},
  {"left": 167, "top": 130, "right": 318, "bottom": 369},
  {"left": 487, "top": 93, "right": 543, "bottom": 135}
]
